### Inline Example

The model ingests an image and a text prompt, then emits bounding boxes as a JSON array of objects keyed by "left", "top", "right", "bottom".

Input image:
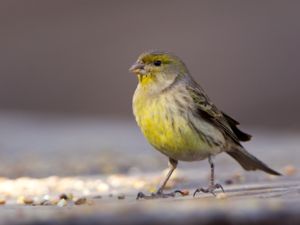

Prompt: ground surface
[
  {"left": 1, "top": 175, "right": 299, "bottom": 225},
  {"left": 0, "top": 113, "right": 299, "bottom": 225}
]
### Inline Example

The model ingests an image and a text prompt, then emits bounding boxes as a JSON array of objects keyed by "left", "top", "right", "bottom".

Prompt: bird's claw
[
  {"left": 136, "top": 190, "right": 186, "bottom": 200},
  {"left": 193, "top": 183, "right": 224, "bottom": 197}
]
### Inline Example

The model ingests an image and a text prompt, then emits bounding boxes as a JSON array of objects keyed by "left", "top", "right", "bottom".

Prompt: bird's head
[{"left": 129, "top": 51, "right": 189, "bottom": 91}]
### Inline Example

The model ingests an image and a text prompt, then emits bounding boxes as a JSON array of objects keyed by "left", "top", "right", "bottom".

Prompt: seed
[
  {"left": 41, "top": 200, "right": 53, "bottom": 206},
  {"left": 17, "top": 196, "right": 34, "bottom": 205},
  {"left": 225, "top": 179, "right": 233, "bottom": 185},
  {"left": 283, "top": 165, "right": 297, "bottom": 176},
  {"left": 74, "top": 197, "right": 87, "bottom": 205},
  {"left": 0, "top": 198, "right": 6, "bottom": 205},
  {"left": 86, "top": 199, "right": 94, "bottom": 205},
  {"left": 180, "top": 190, "right": 189, "bottom": 196},
  {"left": 216, "top": 193, "right": 227, "bottom": 199},
  {"left": 66, "top": 193, "right": 74, "bottom": 200},
  {"left": 57, "top": 199, "right": 67, "bottom": 207},
  {"left": 59, "top": 193, "right": 68, "bottom": 200},
  {"left": 117, "top": 194, "right": 125, "bottom": 200},
  {"left": 93, "top": 195, "right": 102, "bottom": 199}
]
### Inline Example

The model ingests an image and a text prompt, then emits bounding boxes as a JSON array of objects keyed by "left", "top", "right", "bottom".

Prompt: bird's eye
[{"left": 153, "top": 60, "right": 162, "bottom": 66}]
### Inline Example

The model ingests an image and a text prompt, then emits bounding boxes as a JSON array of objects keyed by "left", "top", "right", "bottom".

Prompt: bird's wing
[
  {"left": 222, "top": 112, "right": 252, "bottom": 141},
  {"left": 187, "top": 84, "right": 242, "bottom": 145}
]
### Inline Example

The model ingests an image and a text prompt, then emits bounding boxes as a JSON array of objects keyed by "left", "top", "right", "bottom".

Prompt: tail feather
[{"left": 227, "top": 148, "right": 281, "bottom": 176}]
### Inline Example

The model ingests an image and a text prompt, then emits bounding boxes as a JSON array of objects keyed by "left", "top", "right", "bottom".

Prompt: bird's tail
[{"left": 227, "top": 148, "right": 281, "bottom": 176}]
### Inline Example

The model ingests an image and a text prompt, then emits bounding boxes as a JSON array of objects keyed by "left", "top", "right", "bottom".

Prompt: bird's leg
[
  {"left": 193, "top": 156, "right": 224, "bottom": 197},
  {"left": 156, "top": 158, "right": 178, "bottom": 195},
  {"left": 137, "top": 158, "right": 185, "bottom": 199}
]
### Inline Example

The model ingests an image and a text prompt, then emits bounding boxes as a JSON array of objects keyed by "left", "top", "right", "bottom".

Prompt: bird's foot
[
  {"left": 193, "top": 183, "right": 224, "bottom": 197},
  {"left": 136, "top": 190, "right": 186, "bottom": 200}
]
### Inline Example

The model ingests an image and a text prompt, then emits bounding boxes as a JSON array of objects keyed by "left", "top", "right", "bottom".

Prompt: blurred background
[{"left": 0, "top": 0, "right": 299, "bottom": 177}]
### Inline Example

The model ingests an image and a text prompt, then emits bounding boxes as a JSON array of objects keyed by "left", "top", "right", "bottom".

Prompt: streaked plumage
[{"left": 130, "top": 50, "right": 280, "bottom": 199}]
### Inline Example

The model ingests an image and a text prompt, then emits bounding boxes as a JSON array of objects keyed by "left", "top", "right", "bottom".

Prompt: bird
[{"left": 130, "top": 50, "right": 281, "bottom": 199}]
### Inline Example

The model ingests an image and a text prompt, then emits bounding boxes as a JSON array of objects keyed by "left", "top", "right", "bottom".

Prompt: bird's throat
[{"left": 138, "top": 73, "right": 156, "bottom": 86}]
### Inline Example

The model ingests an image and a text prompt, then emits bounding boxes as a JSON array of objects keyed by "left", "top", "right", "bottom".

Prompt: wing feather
[{"left": 187, "top": 82, "right": 243, "bottom": 145}]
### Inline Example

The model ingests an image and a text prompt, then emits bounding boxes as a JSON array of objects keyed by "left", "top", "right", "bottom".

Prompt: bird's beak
[{"left": 129, "top": 62, "right": 145, "bottom": 74}]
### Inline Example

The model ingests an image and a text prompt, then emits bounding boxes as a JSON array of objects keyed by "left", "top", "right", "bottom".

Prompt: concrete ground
[{"left": 0, "top": 113, "right": 299, "bottom": 225}]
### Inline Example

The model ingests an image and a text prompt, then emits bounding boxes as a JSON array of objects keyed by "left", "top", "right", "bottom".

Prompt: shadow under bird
[{"left": 130, "top": 50, "right": 281, "bottom": 199}]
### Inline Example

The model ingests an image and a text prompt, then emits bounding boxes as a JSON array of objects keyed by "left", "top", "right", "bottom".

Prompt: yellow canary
[{"left": 130, "top": 50, "right": 280, "bottom": 199}]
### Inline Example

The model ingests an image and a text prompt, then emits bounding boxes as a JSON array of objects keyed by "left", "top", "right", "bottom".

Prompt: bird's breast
[{"left": 133, "top": 87, "right": 223, "bottom": 161}]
